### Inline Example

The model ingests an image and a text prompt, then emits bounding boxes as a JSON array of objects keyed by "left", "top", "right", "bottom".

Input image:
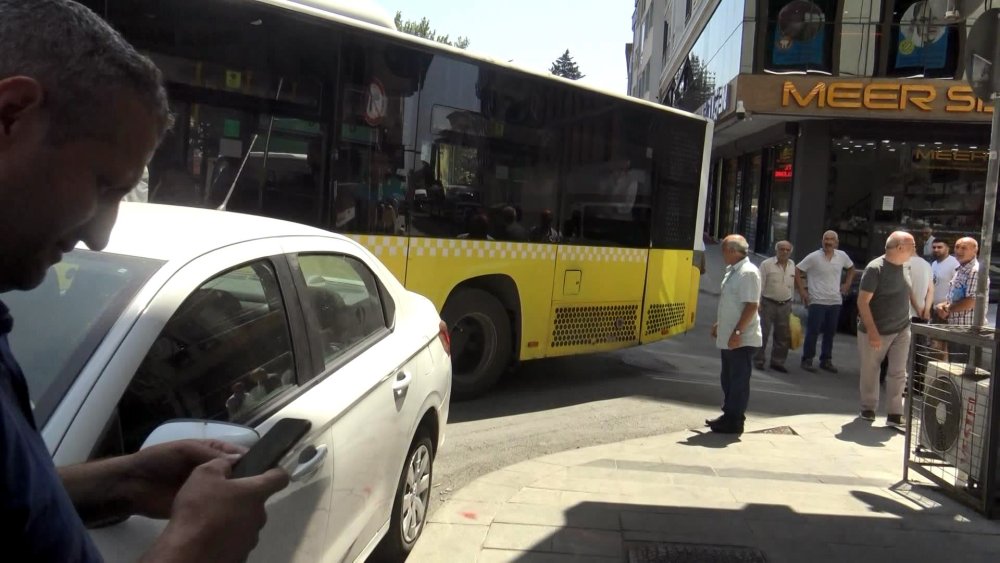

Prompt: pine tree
[
  {"left": 394, "top": 11, "right": 469, "bottom": 49},
  {"left": 549, "top": 49, "right": 585, "bottom": 80}
]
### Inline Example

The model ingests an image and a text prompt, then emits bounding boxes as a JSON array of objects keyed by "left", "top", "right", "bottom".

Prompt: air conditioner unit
[{"left": 920, "top": 361, "right": 990, "bottom": 486}]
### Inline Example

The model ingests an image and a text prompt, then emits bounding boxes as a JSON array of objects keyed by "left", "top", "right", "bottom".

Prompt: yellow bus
[{"left": 85, "top": 0, "right": 712, "bottom": 398}]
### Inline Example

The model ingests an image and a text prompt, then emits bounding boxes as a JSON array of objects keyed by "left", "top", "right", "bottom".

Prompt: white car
[{"left": 6, "top": 203, "right": 451, "bottom": 563}]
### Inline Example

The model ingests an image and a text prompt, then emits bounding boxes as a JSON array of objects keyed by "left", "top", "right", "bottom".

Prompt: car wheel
[
  {"left": 371, "top": 434, "right": 434, "bottom": 562},
  {"left": 442, "top": 288, "right": 512, "bottom": 400}
]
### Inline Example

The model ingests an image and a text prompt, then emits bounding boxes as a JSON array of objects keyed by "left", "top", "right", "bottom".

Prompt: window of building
[
  {"left": 838, "top": 0, "right": 882, "bottom": 76},
  {"left": 666, "top": 0, "right": 745, "bottom": 112},
  {"left": 117, "top": 260, "right": 296, "bottom": 453},
  {"left": 763, "top": 0, "right": 837, "bottom": 73},
  {"left": 885, "top": 0, "right": 960, "bottom": 78},
  {"left": 760, "top": 141, "right": 795, "bottom": 252},
  {"left": 662, "top": 21, "right": 670, "bottom": 61},
  {"left": 296, "top": 254, "right": 389, "bottom": 369},
  {"left": 828, "top": 137, "right": 988, "bottom": 263}
]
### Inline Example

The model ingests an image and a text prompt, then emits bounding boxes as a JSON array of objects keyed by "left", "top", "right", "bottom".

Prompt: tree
[
  {"left": 394, "top": 11, "right": 470, "bottom": 49},
  {"left": 549, "top": 50, "right": 585, "bottom": 80}
]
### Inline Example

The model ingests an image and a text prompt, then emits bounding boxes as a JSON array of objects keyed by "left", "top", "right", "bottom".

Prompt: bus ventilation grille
[
  {"left": 645, "top": 303, "right": 687, "bottom": 335},
  {"left": 551, "top": 304, "right": 639, "bottom": 348}
]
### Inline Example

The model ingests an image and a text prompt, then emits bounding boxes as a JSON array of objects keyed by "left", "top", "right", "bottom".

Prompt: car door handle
[
  {"left": 291, "top": 444, "right": 328, "bottom": 482},
  {"left": 392, "top": 370, "right": 413, "bottom": 395}
]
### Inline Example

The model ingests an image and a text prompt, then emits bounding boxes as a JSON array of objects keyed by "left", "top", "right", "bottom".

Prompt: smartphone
[{"left": 230, "top": 418, "right": 311, "bottom": 479}]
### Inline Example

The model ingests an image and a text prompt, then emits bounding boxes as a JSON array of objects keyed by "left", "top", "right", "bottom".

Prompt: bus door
[{"left": 551, "top": 118, "right": 653, "bottom": 357}]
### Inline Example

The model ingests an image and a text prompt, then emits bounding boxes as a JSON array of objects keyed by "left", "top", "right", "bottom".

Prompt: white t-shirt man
[
  {"left": 797, "top": 249, "right": 854, "bottom": 305},
  {"left": 907, "top": 256, "right": 933, "bottom": 318},
  {"left": 932, "top": 254, "right": 961, "bottom": 306}
]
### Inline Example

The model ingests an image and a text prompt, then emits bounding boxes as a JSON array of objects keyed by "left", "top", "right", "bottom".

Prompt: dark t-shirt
[
  {"left": 0, "top": 302, "right": 103, "bottom": 562},
  {"left": 858, "top": 256, "right": 912, "bottom": 335}
]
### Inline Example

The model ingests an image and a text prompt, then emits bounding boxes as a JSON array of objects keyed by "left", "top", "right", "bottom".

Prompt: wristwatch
[{"left": 733, "top": 329, "right": 743, "bottom": 336}]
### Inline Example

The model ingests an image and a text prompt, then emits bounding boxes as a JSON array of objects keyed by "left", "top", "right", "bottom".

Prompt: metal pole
[{"left": 972, "top": 95, "right": 1000, "bottom": 332}]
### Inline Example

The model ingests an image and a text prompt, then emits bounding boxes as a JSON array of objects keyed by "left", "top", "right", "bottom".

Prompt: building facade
[{"left": 635, "top": 0, "right": 995, "bottom": 266}]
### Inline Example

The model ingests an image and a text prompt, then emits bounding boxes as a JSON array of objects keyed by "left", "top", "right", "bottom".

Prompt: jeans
[
  {"left": 803, "top": 304, "right": 841, "bottom": 363},
  {"left": 720, "top": 346, "right": 755, "bottom": 421}
]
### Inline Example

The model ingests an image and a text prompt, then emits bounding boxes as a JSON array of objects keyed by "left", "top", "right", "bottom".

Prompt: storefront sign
[
  {"left": 698, "top": 84, "right": 731, "bottom": 121},
  {"left": 735, "top": 75, "right": 994, "bottom": 122},
  {"left": 911, "top": 147, "right": 990, "bottom": 171},
  {"left": 781, "top": 81, "right": 993, "bottom": 113}
]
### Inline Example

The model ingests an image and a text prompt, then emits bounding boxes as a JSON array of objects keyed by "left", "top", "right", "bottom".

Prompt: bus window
[{"left": 332, "top": 35, "right": 428, "bottom": 235}]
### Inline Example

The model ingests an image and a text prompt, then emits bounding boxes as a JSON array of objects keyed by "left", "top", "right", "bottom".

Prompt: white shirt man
[
  {"left": 794, "top": 230, "right": 856, "bottom": 372},
  {"left": 930, "top": 239, "right": 960, "bottom": 313},
  {"left": 907, "top": 255, "right": 933, "bottom": 320}
]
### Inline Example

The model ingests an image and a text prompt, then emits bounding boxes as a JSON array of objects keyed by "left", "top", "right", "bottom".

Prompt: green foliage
[
  {"left": 549, "top": 49, "right": 584, "bottom": 80},
  {"left": 394, "top": 11, "right": 469, "bottom": 49}
]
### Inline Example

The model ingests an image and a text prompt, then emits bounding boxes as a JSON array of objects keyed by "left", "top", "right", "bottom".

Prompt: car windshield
[{"left": 4, "top": 249, "right": 163, "bottom": 425}]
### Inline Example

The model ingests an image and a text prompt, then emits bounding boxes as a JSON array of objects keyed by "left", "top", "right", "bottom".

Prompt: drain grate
[
  {"left": 627, "top": 542, "right": 767, "bottom": 563},
  {"left": 747, "top": 426, "right": 798, "bottom": 435}
]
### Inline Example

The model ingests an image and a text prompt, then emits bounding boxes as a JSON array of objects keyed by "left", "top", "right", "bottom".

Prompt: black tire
[
  {"left": 371, "top": 434, "right": 434, "bottom": 562},
  {"left": 441, "top": 288, "right": 512, "bottom": 400}
]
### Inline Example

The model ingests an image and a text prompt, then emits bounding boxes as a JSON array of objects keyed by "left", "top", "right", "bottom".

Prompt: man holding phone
[{"left": 0, "top": 1, "right": 288, "bottom": 561}]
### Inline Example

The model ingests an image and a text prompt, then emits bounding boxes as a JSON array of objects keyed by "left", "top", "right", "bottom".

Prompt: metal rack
[{"left": 904, "top": 324, "right": 1000, "bottom": 518}]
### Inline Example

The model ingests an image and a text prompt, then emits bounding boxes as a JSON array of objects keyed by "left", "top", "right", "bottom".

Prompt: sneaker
[
  {"left": 820, "top": 361, "right": 839, "bottom": 374},
  {"left": 770, "top": 364, "right": 788, "bottom": 373},
  {"left": 801, "top": 360, "right": 817, "bottom": 373},
  {"left": 886, "top": 414, "right": 903, "bottom": 427},
  {"left": 860, "top": 410, "right": 876, "bottom": 421}
]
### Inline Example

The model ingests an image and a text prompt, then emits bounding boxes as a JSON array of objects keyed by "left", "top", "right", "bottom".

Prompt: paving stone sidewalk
[{"left": 408, "top": 413, "right": 1000, "bottom": 563}]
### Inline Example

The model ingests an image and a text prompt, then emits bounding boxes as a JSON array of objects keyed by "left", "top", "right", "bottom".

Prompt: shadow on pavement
[
  {"left": 677, "top": 429, "right": 742, "bottom": 449},
  {"left": 502, "top": 493, "right": 1000, "bottom": 562},
  {"left": 834, "top": 418, "right": 897, "bottom": 448}
]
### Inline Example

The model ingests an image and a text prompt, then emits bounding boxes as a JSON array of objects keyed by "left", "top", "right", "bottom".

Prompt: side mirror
[{"left": 141, "top": 419, "right": 259, "bottom": 450}]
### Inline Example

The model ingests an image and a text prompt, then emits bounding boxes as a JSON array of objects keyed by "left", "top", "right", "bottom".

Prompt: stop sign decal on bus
[{"left": 364, "top": 78, "right": 387, "bottom": 126}]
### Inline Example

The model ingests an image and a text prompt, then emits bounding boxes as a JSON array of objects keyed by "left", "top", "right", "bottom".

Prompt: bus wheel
[{"left": 442, "top": 288, "right": 512, "bottom": 400}]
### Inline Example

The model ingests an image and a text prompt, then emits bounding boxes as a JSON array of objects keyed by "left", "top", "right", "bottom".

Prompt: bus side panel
[
  {"left": 347, "top": 235, "right": 409, "bottom": 284},
  {"left": 403, "top": 238, "right": 557, "bottom": 361},
  {"left": 640, "top": 249, "right": 697, "bottom": 344},
  {"left": 546, "top": 245, "right": 648, "bottom": 358}
]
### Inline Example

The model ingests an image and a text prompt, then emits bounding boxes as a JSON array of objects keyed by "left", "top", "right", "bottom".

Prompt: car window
[
  {"left": 117, "top": 260, "right": 296, "bottom": 453},
  {"left": 297, "top": 254, "right": 388, "bottom": 369},
  {"left": 4, "top": 250, "right": 163, "bottom": 426}
]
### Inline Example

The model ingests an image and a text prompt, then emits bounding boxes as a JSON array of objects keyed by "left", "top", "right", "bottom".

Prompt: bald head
[
  {"left": 955, "top": 237, "right": 979, "bottom": 265},
  {"left": 721, "top": 234, "right": 749, "bottom": 265},
  {"left": 884, "top": 231, "right": 915, "bottom": 264}
]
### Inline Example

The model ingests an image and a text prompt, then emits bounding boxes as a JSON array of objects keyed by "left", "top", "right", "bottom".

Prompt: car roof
[{"left": 97, "top": 203, "right": 343, "bottom": 261}]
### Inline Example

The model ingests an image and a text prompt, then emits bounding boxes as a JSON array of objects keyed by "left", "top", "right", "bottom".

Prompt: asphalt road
[{"left": 429, "top": 287, "right": 865, "bottom": 512}]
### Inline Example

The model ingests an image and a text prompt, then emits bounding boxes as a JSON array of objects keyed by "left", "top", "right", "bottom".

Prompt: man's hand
[
  {"left": 799, "top": 290, "right": 809, "bottom": 306},
  {"left": 921, "top": 306, "right": 932, "bottom": 322},
  {"left": 140, "top": 457, "right": 289, "bottom": 563},
  {"left": 711, "top": 323, "right": 718, "bottom": 338},
  {"left": 728, "top": 332, "right": 741, "bottom": 350},
  {"left": 935, "top": 302, "right": 950, "bottom": 320},
  {"left": 867, "top": 331, "right": 882, "bottom": 351},
  {"left": 840, "top": 282, "right": 851, "bottom": 296},
  {"left": 122, "top": 440, "right": 248, "bottom": 519}
]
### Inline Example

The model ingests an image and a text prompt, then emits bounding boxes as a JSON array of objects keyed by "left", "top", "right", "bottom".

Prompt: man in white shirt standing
[
  {"left": 929, "top": 238, "right": 960, "bottom": 323},
  {"left": 707, "top": 235, "right": 762, "bottom": 434},
  {"left": 795, "top": 230, "right": 856, "bottom": 373},
  {"left": 755, "top": 241, "right": 795, "bottom": 373}
]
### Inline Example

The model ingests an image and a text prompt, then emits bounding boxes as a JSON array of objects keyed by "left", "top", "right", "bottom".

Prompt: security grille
[
  {"left": 645, "top": 302, "right": 687, "bottom": 335},
  {"left": 551, "top": 304, "right": 639, "bottom": 348}
]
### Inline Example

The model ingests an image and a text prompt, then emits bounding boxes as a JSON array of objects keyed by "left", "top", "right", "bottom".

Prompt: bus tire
[{"left": 442, "top": 288, "right": 512, "bottom": 400}]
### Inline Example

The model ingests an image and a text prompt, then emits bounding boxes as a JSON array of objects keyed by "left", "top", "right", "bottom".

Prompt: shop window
[
  {"left": 827, "top": 137, "right": 988, "bottom": 263},
  {"left": 885, "top": 0, "right": 960, "bottom": 78},
  {"left": 764, "top": 0, "right": 837, "bottom": 73}
]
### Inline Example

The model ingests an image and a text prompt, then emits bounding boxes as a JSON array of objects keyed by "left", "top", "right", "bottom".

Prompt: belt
[{"left": 762, "top": 296, "right": 792, "bottom": 305}]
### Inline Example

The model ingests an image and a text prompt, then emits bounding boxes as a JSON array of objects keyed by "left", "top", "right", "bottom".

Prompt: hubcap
[
  {"left": 451, "top": 313, "right": 496, "bottom": 380},
  {"left": 400, "top": 444, "right": 432, "bottom": 544}
]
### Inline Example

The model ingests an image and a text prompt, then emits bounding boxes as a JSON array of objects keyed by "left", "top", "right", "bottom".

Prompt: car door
[
  {"left": 54, "top": 241, "right": 336, "bottom": 562},
  {"left": 280, "top": 239, "right": 428, "bottom": 562}
]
